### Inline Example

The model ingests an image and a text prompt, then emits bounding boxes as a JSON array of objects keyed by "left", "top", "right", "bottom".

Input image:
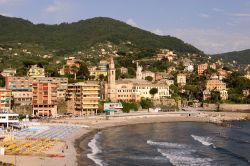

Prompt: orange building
[
  {"left": 0, "top": 88, "right": 12, "bottom": 112},
  {"left": 32, "top": 81, "right": 58, "bottom": 117},
  {"left": 198, "top": 63, "right": 208, "bottom": 76}
]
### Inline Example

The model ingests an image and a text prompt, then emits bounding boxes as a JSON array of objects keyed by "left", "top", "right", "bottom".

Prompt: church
[{"left": 105, "top": 55, "right": 171, "bottom": 102}]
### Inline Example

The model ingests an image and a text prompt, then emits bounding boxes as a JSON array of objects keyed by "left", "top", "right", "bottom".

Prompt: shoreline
[
  {"left": 70, "top": 112, "right": 250, "bottom": 166},
  {"left": 1, "top": 112, "right": 249, "bottom": 165}
]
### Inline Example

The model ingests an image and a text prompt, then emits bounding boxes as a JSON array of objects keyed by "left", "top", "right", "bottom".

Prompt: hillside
[
  {"left": 0, "top": 15, "right": 202, "bottom": 54},
  {"left": 213, "top": 49, "right": 250, "bottom": 65}
]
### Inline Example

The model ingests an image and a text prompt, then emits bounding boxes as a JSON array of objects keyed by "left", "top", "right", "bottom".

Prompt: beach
[{"left": 0, "top": 111, "right": 249, "bottom": 166}]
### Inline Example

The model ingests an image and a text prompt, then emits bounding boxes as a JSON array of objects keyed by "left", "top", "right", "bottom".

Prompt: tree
[
  {"left": 145, "top": 76, "right": 153, "bottom": 82},
  {"left": 0, "top": 75, "right": 5, "bottom": 87},
  {"left": 210, "top": 91, "right": 221, "bottom": 103},
  {"left": 77, "top": 62, "right": 90, "bottom": 80},
  {"left": 71, "top": 65, "right": 79, "bottom": 80},
  {"left": 149, "top": 88, "right": 158, "bottom": 98},
  {"left": 122, "top": 102, "right": 139, "bottom": 113},
  {"left": 99, "top": 74, "right": 105, "bottom": 81},
  {"left": 140, "top": 98, "right": 153, "bottom": 109}
]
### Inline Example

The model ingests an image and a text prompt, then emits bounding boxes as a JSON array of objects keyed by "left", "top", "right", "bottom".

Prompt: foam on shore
[{"left": 87, "top": 132, "right": 103, "bottom": 166}]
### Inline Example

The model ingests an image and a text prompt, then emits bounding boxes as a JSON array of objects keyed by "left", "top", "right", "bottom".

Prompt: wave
[
  {"left": 212, "top": 146, "right": 250, "bottom": 164},
  {"left": 147, "top": 140, "right": 187, "bottom": 148},
  {"left": 217, "top": 135, "right": 250, "bottom": 144},
  {"left": 191, "top": 135, "right": 213, "bottom": 146},
  {"left": 157, "top": 148, "right": 213, "bottom": 166},
  {"left": 87, "top": 132, "right": 103, "bottom": 166},
  {"left": 191, "top": 135, "right": 250, "bottom": 164}
]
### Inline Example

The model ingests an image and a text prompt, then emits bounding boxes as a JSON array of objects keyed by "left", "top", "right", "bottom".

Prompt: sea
[{"left": 86, "top": 121, "right": 250, "bottom": 166}]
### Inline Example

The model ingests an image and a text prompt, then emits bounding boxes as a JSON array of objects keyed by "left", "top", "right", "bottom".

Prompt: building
[
  {"left": 243, "top": 89, "right": 250, "bottom": 97},
  {"left": 32, "top": 81, "right": 58, "bottom": 117},
  {"left": 220, "top": 90, "right": 228, "bottom": 100},
  {"left": 156, "top": 49, "right": 175, "bottom": 62},
  {"left": 0, "top": 112, "right": 19, "bottom": 128},
  {"left": 0, "top": 88, "right": 12, "bottom": 112},
  {"left": 105, "top": 56, "right": 171, "bottom": 102},
  {"left": 66, "top": 82, "right": 99, "bottom": 116},
  {"left": 218, "top": 69, "right": 230, "bottom": 80},
  {"left": 12, "top": 91, "right": 32, "bottom": 106},
  {"left": 27, "top": 65, "right": 45, "bottom": 77},
  {"left": 184, "top": 65, "right": 194, "bottom": 72},
  {"left": 245, "top": 72, "right": 250, "bottom": 80},
  {"left": 104, "top": 102, "right": 123, "bottom": 115},
  {"left": 177, "top": 74, "right": 186, "bottom": 86},
  {"left": 120, "top": 67, "right": 128, "bottom": 74},
  {"left": 136, "top": 62, "right": 155, "bottom": 81},
  {"left": 206, "top": 80, "right": 226, "bottom": 91},
  {"left": 65, "top": 57, "right": 80, "bottom": 68},
  {"left": 59, "top": 57, "right": 81, "bottom": 75},
  {"left": 198, "top": 63, "right": 208, "bottom": 76},
  {"left": 167, "top": 66, "right": 176, "bottom": 74},
  {"left": 210, "top": 63, "right": 217, "bottom": 70},
  {"left": 89, "top": 60, "right": 109, "bottom": 80},
  {"left": 5, "top": 77, "right": 68, "bottom": 100},
  {"left": 203, "top": 80, "right": 228, "bottom": 101},
  {"left": 1, "top": 68, "right": 16, "bottom": 77}
]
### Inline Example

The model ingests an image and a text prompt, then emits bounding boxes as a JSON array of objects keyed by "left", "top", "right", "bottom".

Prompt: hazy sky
[{"left": 0, "top": 0, "right": 250, "bottom": 54}]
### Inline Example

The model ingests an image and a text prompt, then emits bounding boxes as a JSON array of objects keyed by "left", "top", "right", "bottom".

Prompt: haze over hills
[
  {"left": 0, "top": 15, "right": 202, "bottom": 54},
  {"left": 213, "top": 49, "right": 250, "bottom": 65}
]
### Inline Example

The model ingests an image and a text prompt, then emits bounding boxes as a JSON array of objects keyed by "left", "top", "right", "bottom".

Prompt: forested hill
[
  {"left": 0, "top": 15, "right": 202, "bottom": 54},
  {"left": 213, "top": 49, "right": 250, "bottom": 65}
]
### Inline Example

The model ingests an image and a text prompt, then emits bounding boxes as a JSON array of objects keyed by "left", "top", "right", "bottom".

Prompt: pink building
[{"left": 198, "top": 63, "right": 208, "bottom": 76}]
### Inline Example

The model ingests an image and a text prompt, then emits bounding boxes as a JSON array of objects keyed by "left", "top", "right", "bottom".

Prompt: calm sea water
[{"left": 87, "top": 121, "right": 250, "bottom": 166}]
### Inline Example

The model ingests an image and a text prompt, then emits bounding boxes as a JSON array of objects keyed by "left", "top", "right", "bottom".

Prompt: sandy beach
[{"left": 0, "top": 111, "right": 249, "bottom": 166}]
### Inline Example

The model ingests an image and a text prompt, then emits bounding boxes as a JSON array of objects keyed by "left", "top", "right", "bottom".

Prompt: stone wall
[
  {"left": 153, "top": 98, "right": 176, "bottom": 107},
  {"left": 203, "top": 104, "right": 250, "bottom": 111}
]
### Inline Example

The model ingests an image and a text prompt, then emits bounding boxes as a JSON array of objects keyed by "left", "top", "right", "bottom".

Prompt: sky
[{"left": 0, "top": 0, "right": 250, "bottom": 54}]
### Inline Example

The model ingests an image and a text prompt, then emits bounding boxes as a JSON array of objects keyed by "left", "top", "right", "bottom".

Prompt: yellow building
[
  {"left": 206, "top": 80, "right": 226, "bottom": 91},
  {"left": 27, "top": 65, "right": 45, "bottom": 77},
  {"left": 66, "top": 82, "right": 100, "bottom": 116}
]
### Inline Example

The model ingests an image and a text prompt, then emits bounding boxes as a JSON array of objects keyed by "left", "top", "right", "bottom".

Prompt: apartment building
[
  {"left": 198, "top": 63, "right": 208, "bottom": 76},
  {"left": 66, "top": 82, "right": 100, "bottom": 116},
  {"left": 12, "top": 91, "right": 33, "bottom": 106},
  {"left": 32, "top": 81, "right": 58, "bottom": 117},
  {"left": 0, "top": 88, "right": 12, "bottom": 112},
  {"left": 5, "top": 77, "right": 68, "bottom": 99}
]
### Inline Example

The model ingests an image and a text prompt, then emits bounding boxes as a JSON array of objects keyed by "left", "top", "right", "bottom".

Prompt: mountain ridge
[
  {"left": 213, "top": 49, "right": 250, "bottom": 65},
  {"left": 0, "top": 15, "right": 202, "bottom": 54}
]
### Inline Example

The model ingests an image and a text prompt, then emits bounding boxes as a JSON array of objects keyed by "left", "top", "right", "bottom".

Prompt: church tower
[
  {"left": 107, "top": 55, "right": 117, "bottom": 102},
  {"left": 136, "top": 62, "right": 143, "bottom": 80}
]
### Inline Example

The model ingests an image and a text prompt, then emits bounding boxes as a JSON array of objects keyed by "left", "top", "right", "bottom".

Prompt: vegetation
[
  {"left": 122, "top": 102, "right": 139, "bottom": 113},
  {"left": 149, "top": 88, "right": 158, "bottom": 98},
  {"left": 140, "top": 98, "right": 153, "bottom": 109}
]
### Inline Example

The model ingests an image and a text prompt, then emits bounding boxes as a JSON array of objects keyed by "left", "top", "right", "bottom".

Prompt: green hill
[
  {"left": 0, "top": 15, "right": 202, "bottom": 54},
  {"left": 213, "top": 49, "right": 250, "bottom": 65}
]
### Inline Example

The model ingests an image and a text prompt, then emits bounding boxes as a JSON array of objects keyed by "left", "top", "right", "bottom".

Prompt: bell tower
[{"left": 107, "top": 55, "right": 116, "bottom": 102}]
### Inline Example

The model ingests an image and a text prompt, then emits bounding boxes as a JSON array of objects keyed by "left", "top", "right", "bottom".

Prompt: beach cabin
[{"left": 104, "top": 103, "right": 123, "bottom": 115}]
